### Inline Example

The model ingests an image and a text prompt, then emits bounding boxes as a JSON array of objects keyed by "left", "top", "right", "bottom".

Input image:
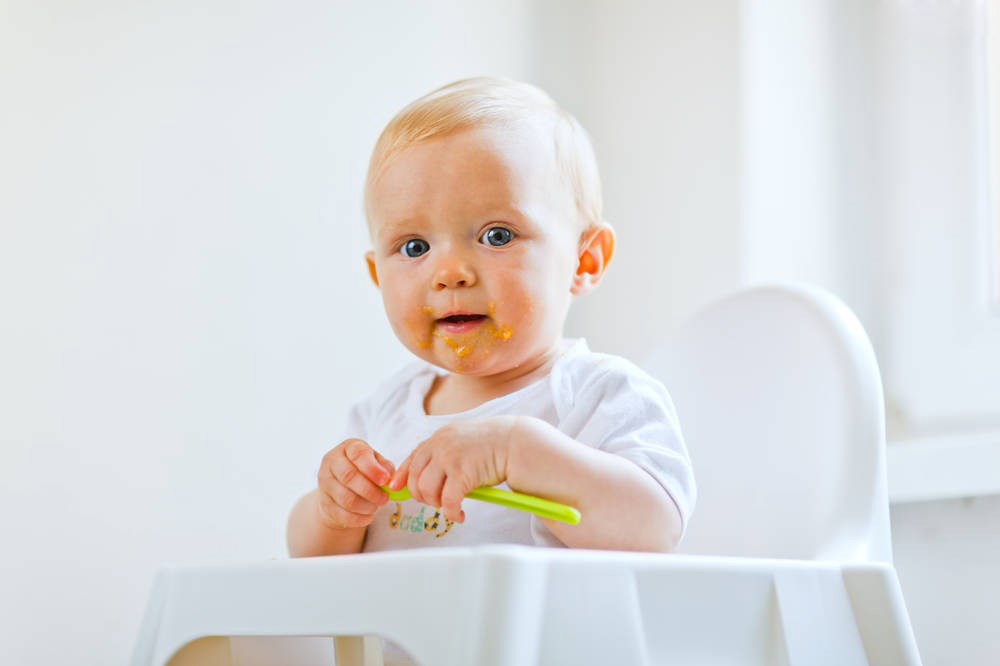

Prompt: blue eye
[
  {"left": 481, "top": 227, "right": 514, "bottom": 247},
  {"left": 400, "top": 239, "right": 430, "bottom": 258}
]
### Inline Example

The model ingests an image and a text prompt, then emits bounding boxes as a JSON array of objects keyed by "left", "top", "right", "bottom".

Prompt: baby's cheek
[
  {"left": 499, "top": 293, "right": 534, "bottom": 326},
  {"left": 385, "top": 300, "right": 433, "bottom": 350},
  {"left": 491, "top": 275, "right": 536, "bottom": 330},
  {"left": 406, "top": 307, "right": 436, "bottom": 349},
  {"left": 483, "top": 301, "right": 515, "bottom": 343}
]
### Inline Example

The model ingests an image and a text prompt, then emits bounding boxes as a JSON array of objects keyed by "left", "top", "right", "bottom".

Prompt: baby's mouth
[{"left": 435, "top": 313, "right": 489, "bottom": 333}]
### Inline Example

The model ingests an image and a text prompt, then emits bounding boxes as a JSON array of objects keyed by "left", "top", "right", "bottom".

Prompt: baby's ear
[
  {"left": 571, "top": 222, "right": 615, "bottom": 295},
  {"left": 365, "top": 251, "right": 380, "bottom": 288}
]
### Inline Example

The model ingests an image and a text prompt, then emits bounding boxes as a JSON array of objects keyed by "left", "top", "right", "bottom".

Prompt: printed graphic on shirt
[{"left": 388, "top": 502, "right": 455, "bottom": 539}]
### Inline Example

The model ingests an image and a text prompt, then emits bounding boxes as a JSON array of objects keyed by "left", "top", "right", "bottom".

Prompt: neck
[{"left": 450, "top": 338, "right": 569, "bottom": 396}]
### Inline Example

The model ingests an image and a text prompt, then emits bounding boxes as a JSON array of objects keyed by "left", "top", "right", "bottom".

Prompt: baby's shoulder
[
  {"left": 556, "top": 346, "right": 667, "bottom": 405},
  {"left": 347, "top": 360, "right": 436, "bottom": 426},
  {"left": 366, "top": 360, "right": 435, "bottom": 406},
  {"left": 560, "top": 346, "right": 653, "bottom": 384}
]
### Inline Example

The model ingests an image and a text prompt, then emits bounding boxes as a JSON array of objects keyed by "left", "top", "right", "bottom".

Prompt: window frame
[{"left": 880, "top": 0, "right": 1000, "bottom": 438}]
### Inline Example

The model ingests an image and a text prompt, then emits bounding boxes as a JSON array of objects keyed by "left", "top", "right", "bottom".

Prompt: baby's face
[{"left": 366, "top": 123, "right": 582, "bottom": 375}]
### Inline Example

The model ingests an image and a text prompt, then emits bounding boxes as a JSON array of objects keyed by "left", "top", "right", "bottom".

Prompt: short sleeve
[
  {"left": 562, "top": 360, "right": 697, "bottom": 537},
  {"left": 305, "top": 400, "right": 371, "bottom": 487},
  {"left": 334, "top": 359, "right": 427, "bottom": 449},
  {"left": 341, "top": 400, "right": 370, "bottom": 444}
]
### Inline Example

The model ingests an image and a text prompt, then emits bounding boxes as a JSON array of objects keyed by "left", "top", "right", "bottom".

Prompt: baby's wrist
[
  {"left": 502, "top": 415, "right": 539, "bottom": 481},
  {"left": 312, "top": 490, "right": 369, "bottom": 533}
]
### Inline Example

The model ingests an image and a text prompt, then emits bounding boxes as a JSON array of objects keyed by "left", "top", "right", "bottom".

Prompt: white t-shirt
[{"left": 339, "top": 337, "right": 696, "bottom": 552}]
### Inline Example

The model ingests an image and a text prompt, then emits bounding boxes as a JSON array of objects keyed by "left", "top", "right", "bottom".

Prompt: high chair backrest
[{"left": 643, "top": 283, "right": 892, "bottom": 562}]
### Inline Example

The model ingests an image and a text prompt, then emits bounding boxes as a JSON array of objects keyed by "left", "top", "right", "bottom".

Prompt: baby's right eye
[{"left": 400, "top": 239, "right": 430, "bottom": 258}]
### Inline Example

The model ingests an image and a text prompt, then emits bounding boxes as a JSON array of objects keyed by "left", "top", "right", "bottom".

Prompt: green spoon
[{"left": 380, "top": 484, "right": 581, "bottom": 525}]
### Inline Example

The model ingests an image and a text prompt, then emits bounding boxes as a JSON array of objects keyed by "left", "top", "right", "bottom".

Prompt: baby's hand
[
  {"left": 316, "top": 439, "right": 395, "bottom": 530},
  {"left": 388, "top": 416, "right": 519, "bottom": 524}
]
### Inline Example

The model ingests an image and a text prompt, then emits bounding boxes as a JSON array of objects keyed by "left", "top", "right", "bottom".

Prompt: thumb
[{"left": 373, "top": 451, "right": 396, "bottom": 479}]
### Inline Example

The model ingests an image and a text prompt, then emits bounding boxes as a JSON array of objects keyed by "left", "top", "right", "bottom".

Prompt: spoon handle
[{"left": 381, "top": 485, "right": 581, "bottom": 525}]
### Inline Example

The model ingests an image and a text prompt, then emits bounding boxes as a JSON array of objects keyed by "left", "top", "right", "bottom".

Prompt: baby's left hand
[{"left": 388, "top": 415, "right": 521, "bottom": 524}]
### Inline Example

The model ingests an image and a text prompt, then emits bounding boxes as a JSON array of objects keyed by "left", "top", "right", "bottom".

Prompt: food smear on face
[
  {"left": 430, "top": 308, "right": 515, "bottom": 368},
  {"left": 490, "top": 322, "right": 513, "bottom": 341},
  {"left": 484, "top": 302, "right": 513, "bottom": 340},
  {"left": 437, "top": 334, "right": 473, "bottom": 358},
  {"left": 407, "top": 306, "right": 437, "bottom": 349}
]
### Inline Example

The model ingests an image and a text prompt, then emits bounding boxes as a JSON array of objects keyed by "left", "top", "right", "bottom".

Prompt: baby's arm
[
  {"left": 287, "top": 489, "right": 367, "bottom": 556},
  {"left": 389, "top": 415, "right": 683, "bottom": 552},
  {"left": 507, "top": 416, "right": 682, "bottom": 552},
  {"left": 286, "top": 439, "right": 395, "bottom": 557}
]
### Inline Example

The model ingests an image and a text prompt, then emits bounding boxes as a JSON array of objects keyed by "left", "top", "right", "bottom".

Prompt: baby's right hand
[{"left": 316, "top": 438, "right": 395, "bottom": 530}]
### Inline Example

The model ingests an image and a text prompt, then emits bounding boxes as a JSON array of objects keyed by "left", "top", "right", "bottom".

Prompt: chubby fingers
[
  {"left": 316, "top": 480, "right": 377, "bottom": 529},
  {"left": 372, "top": 449, "right": 396, "bottom": 485},
  {"left": 389, "top": 445, "right": 441, "bottom": 506},
  {"left": 345, "top": 440, "right": 393, "bottom": 486},
  {"left": 389, "top": 446, "right": 465, "bottom": 522},
  {"left": 322, "top": 440, "right": 391, "bottom": 508},
  {"left": 388, "top": 453, "right": 410, "bottom": 491},
  {"left": 405, "top": 446, "right": 437, "bottom": 505},
  {"left": 441, "top": 477, "right": 467, "bottom": 523}
]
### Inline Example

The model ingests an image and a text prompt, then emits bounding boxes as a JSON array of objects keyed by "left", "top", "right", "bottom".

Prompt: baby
[{"left": 287, "top": 76, "right": 695, "bottom": 557}]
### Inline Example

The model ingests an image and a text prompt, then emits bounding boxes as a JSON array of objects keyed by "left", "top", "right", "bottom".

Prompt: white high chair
[{"left": 132, "top": 282, "right": 922, "bottom": 666}]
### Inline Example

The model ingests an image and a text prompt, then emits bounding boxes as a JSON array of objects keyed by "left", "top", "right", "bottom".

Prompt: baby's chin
[
  {"left": 422, "top": 342, "right": 505, "bottom": 375},
  {"left": 407, "top": 333, "right": 520, "bottom": 376}
]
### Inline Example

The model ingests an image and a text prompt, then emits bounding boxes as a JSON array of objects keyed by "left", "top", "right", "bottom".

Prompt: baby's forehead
[
  {"left": 402, "top": 121, "right": 560, "bottom": 182},
  {"left": 369, "top": 123, "right": 573, "bottom": 230}
]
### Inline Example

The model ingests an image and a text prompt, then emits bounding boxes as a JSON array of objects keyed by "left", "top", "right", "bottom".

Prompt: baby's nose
[{"left": 432, "top": 254, "right": 477, "bottom": 290}]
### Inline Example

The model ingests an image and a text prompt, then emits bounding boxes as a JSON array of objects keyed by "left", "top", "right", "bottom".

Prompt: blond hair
[{"left": 364, "top": 76, "right": 602, "bottom": 231}]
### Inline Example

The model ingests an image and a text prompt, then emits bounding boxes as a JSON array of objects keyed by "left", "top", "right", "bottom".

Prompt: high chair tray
[{"left": 132, "top": 544, "right": 921, "bottom": 666}]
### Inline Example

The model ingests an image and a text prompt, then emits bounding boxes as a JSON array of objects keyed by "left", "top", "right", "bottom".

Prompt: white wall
[
  {"left": 547, "top": 0, "right": 743, "bottom": 359},
  {"left": 0, "top": 2, "right": 534, "bottom": 663},
  {"left": 891, "top": 496, "right": 1000, "bottom": 666}
]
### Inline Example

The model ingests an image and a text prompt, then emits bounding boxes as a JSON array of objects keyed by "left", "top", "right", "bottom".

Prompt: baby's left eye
[{"left": 480, "top": 227, "right": 514, "bottom": 247}]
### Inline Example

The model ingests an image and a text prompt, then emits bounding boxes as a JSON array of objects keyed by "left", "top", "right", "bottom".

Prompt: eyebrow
[
  {"left": 375, "top": 217, "right": 425, "bottom": 242},
  {"left": 375, "top": 207, "right": 533, "bottom": 242}
]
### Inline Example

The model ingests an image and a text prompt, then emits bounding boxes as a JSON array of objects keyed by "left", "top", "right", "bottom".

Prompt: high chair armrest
[{"left": 133, "top": 545, "right": 921, "bottom": 666}]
